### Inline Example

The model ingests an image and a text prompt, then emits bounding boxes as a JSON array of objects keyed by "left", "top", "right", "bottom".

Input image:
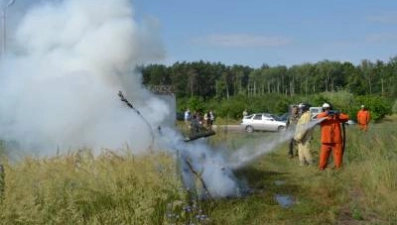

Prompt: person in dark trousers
[
  {"left": 286, "top": 105, "right": 300, "bottom": 158},
  {"left": 190, "top": 114, "right": 201, "bottom": 136},
  {"left": 209, "top": 110, "right": 215, "bottom": 129}
]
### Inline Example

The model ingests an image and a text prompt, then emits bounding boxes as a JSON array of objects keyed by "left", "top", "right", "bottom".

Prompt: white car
[
  {"left": 309, "top": 107, "right": 323, "bottom": 120},
  {"left": 241, "top": 113, "right": 287, "bottom": 133}
]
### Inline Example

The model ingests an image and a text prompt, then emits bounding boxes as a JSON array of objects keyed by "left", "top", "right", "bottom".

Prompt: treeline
[
  {"left": 141, "top": 57, "right": 397, "bottom": 99},
  {"left": 140, "top": 57, "right": 397, "bottom": 121}
]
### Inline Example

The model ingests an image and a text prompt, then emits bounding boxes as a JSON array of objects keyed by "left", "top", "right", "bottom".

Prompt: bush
[
  {"left": 176, "top": 92, "right": 393, "bottom": 122},
  {"left": 214, "top": 94, "right": 298, "bottom": 119},
  {"left": 311, "top": 91, "right": 356, "bottom": 118},
  {"left": 392, "top": 99, "right": 397, "bottom": 114},
  {"left": 295, "top": 91, "right": 391, "bottom": 122},
  {"left": 355, "top": 95, "right": 392, "bottom": 122}
]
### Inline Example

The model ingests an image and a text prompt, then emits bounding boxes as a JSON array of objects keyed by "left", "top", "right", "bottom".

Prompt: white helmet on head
[
  {"left": 322, "top": 103, "right": 331, "bottom": 108},
  {"left": 361, "top": 105, "right": 365, "bottom": 108}
]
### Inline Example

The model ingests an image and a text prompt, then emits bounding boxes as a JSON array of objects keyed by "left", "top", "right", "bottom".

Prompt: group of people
[
  {"left": 184, "top": 108, "right": 215, "bottom": 135},
  {"left": 287, "top": 103, "right": 371, "bottom": 170},
  {"left": 183, "top": 103, "right": 371, "bottom": 170}
]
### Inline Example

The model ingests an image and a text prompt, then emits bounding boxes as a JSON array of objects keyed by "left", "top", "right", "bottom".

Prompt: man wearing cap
[
  {"left": 317, "top": 103, "right": 349, "bottom": 170},
  {"left": 357, "top": 105, "right": 371, "bottom": 132}
]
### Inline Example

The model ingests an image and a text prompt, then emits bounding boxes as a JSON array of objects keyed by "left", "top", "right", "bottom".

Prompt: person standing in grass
[
  {"left": 190, "top": 113, "right": 201, "bottom": 136},
  {"left": 357, "top": 105, "right": 371, "bottom": 132},
  {"left": 317, "top": 103, "right": 349, "bottom": 170},
  {"left": 203, "top": 111, "right": 210, "bottom": 128},
  {"left": 294, "top": 103, "right": 314, "bottom": 166},
  {"left": 209, "top": 110, "right": 215, "bottom": 129},
  {"left": 184, "top": 108, "right": 191, "bottom": 128},
  {"left": 286, "top": 105, "right": 300, "bottom": 158},
  {"left": 242, "top": 109, "right": 248, "bottom": 117}
]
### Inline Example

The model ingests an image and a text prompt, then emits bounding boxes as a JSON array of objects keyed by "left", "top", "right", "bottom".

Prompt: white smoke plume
[
  {"left": 0, "top": 0, "right": 321, "bottom": 199},
  {"left": 0, "top": 0, "right": 167, "bottom": 156},
  {"left": 0, "top": 0, "right": 248, "bottom": 199},
  {"left": 156, "top": 127, "right": 247, "bottom": 198}
]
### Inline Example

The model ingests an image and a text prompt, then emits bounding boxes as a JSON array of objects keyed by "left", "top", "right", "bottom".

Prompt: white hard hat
[
  {"left": 361, "top": 105, "right": 365, "bottom": 108},
  {"left": 322, "top": 103, "right": 331, "bottom": 108}
]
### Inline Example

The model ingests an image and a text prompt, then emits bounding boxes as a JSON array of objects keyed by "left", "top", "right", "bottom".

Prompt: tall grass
[
  {"left": 1, "top": 118, "right": 397, "bottom": 224},
  {"left": 342, "top": 122, "right": 397, "bottom": 222},
  {"left": 0, "top": 150, "right": 194, "bottom": 225}
]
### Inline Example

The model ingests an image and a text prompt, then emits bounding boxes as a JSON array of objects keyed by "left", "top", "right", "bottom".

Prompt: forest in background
[{"left": 140, "top": 57, "right": 397, "bottom": 120}]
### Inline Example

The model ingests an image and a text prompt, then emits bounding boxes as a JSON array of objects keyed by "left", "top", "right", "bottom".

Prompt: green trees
[
  {"left": 142, "top": 57, "right": 397, "bottom": 99},
  {"left": 355, "top": 95, "right": 392, "bottom": 122},
  {"left": 141, "top": 57, "right": 397, "bottom": 120}
]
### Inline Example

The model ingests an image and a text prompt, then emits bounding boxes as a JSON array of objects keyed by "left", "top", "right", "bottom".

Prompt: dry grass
[
  {"left": 1, "top": 118, "right": 397, "bottom": 224},
  {"left": 0, "top": 150, "right": 185, "bottom": 225}
]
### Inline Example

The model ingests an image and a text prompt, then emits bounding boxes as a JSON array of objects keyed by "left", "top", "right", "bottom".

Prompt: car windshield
[{"left": 244, "top": 114, "right": 254, "bottom": 119}]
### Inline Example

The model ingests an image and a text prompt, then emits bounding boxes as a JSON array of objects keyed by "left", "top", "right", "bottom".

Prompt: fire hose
[
  {"left": 342, "top": 122, "right": 346, "bottom": 156},
  {"left": 118, "top": 91, "right": 155, "bottom": 150}
]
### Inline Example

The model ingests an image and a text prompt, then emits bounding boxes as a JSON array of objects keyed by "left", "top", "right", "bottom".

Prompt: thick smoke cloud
[
  {"left": 0, "top": 0, "right": 247, "bottom": 199},
  {"left": 0, "top": 0, "right": 311, "bottom": 199},
  {"left": 0, "top": 0, "right": 167, "bottom": 156}
]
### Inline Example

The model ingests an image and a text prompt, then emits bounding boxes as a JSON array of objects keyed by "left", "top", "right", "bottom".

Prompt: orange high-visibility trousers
[
  {"left": 358, "top": 123, "right": 368, "bottom": 132},
  {"left": 319, "top": 143, "right": 343, "bottom": 170}
]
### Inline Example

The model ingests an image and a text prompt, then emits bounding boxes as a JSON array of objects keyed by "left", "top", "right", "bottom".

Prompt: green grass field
[{"left": 1, "top": 117, "right": 397, "bottom": 225}]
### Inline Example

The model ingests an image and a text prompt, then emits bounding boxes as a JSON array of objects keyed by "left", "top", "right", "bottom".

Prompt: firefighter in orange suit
[
  {"left": 317, "top": 103, "right": 349, "bottom": 170},
  {"left": 357, "top": 105, "right": 370, "bottom": 132}
]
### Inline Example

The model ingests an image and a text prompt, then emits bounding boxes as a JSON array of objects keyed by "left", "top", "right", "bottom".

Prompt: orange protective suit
[
  {"left": 357, "top": 109, "right": 370, "bottom": 131},
  {"left": 317, "top": 111, "right": 349, "bottom": 170}
]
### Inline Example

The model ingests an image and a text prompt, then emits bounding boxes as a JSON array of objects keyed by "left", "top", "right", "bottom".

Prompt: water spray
[
  {"left": 227, "top": 117, "right": 327, "bottom": 169},
  {"left": 171, "top": 136, "right": 247, "bottom": 199}
]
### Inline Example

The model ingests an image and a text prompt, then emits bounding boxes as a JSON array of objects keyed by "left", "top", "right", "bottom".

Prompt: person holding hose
[
  {"left": 317, "top": 103, "right": 349, "bottom": 170},
  {"left": 294, "top": 103, "right": 314, "bottom": 166},
  {"left": 357, "top": 105, "right": 370, "bottom": 132}
]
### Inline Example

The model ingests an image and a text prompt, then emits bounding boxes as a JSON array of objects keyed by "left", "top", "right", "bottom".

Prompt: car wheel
[
  {"left": 277, "top": 126, "right": 285, "bottom": 132},
  {"left": 245, "top": 125, "right": 254, "bottom": 133}
]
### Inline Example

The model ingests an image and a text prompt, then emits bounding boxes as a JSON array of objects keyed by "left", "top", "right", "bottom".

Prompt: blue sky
[{"left": 134, "top": 0, "right": 397, "bottom": 68}]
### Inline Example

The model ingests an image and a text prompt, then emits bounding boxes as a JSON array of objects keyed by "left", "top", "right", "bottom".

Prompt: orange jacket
[
  {"left": 317, "top": 111, "right": 349, "bottom": 144},
  {"left": 357, "top": 110, "right": 370, "bottom": 125}
]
